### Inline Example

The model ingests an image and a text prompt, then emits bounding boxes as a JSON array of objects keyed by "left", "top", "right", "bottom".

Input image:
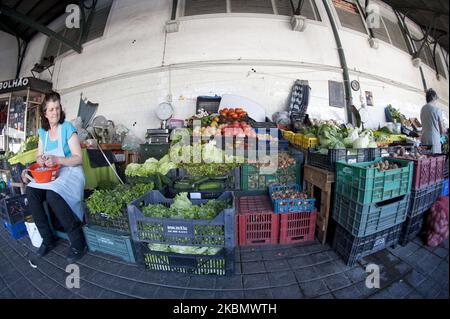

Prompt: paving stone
[
  {"left": 243, "top": 274, "right": 270, "bottom": 289},
  {"left": 35, "top": 275, "right": 63, "bottom": 294},
  {"left": 262, "top": 249, "right": 289, "bottom": 261},
  {"left": 323, "top": 273, "right": 352, "bottom": 291},
  {"left": 215, "top": 275, "right": 243, "bottom": 290},
  {"left": 241, "top": 261, "right": 266, "bottom": 274},
  {"left": 428, "top": 261, "right": 450, "bottom": 286},
  {"left": 187, "top": 276, "right": 216, "bottom": 289},
  {"left": 385, "top": 280, "right": 413, "bottom": 298},
  {"left": 368, "top": 289, "right": 393, "bottom": 299},
  {"left": 117, "top": 266, "right": 144, "bottom": 281},
  {"left": 0, "top": 288, "right": 16, "bottom": 298},
  {"left": 264, "top": 259, "right": 290, "bottom": 272},
  {"left": 98, "top": 290, "right": 133, "bottom": 299},
  {"left": 184, "top": 289, "right": 215, "bottom": 299},
  {"left": 300, "top": 280, "right": 329, "bottom": 298},
  {"left": 432, "top": 247, "right": 449, "bottom": 259},
  {"left": 0, "top": 278, "right": 7, "bottom": 292},
  {"left": 267, "top": 271, "right": 297, "bottom": 286},
  {"left": 309, "top": 251, "right": 333, "bottom": 265},
  {"left": 315, "top": 293, "right": 334, "bottom": 299},
  {"left": 345, "top": 267, "right": 367, "bottom": 283},
  {"left": 271, "top": 285, "right": 304, "bottom": 299},
  {"left": 77, "top": 265, "right": 100, "bottom": 281},
  {"left": 1, "top": 267, "right": 22, "bottom": 286},
  {"left": 404, "top": 270, "right": 426, "bottom": 287},
  {"left": 354, "top": 280, "right": 378, "bottom": 298},
  {"left": 215, "top": 290, "right": 244, "bottom": 299},
  {"left": 129, "top": 282, "right": 158, "bottom": 299},
  {"left": 436, "top": 290, "right": 449, "bottom": 299},
  {"left": 244, "top": 289, "right": 273, "bottom": 299},
  {"left": 46, "top": 285, "right": 76, "bottom": 299},
  {"left": 294, "top": 267, "right": 321, "bottom": 283},
  {"left": 9, "top": 277, "right": 41, "bottom": 299},
  {"left": 75, "top": 280, "right": 105, "bottom": 299},
  {"left": 415, "top": 279, "right": 441, "bottom": 299},
  {"left": 98, "top": 276, "right": 137, "bottom": 295},
  {"left": 154, "top": 287, "right": 186, "bottom": 299},
  {"left": 404, "top": 290, "right": 424, "bottom": 299},
  {"left": 333, "top": 285, "right": 364, "bottom": 299},
  {"left": 287, "top": 255, "right": 313, "bottom": 269},
  {"left": 156, "top": 272, "right": 190, "bottom": 288},
  {"left": 414, "top": 253, "right": 442, "bottom": 275},
  {"left": 240, "top": 251, "right": 263, "bottom": 262},
  {"left": 314, "top": 260, "right": 344, "bottom": 277}
]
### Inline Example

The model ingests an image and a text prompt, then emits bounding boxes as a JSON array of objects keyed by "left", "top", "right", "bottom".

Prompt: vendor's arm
[
  {"left": 36, "top": 139, "right": 46, "bottom": 166},
  {"left": 45, "top": 133, "right": 83, "bottom": 167}
]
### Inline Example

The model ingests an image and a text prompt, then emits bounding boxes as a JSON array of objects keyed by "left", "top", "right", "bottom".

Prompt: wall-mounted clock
[{"left": 351, "top": 80, "right": 360, "bottom": 91}]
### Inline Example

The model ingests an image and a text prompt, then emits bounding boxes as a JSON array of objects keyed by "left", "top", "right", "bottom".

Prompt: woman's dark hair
[
  {"left": 40, "top": 91, "right": 66, "bottom": 131},
  {"left": 426, "top": 88, "right": 438, "bottom": 103}
]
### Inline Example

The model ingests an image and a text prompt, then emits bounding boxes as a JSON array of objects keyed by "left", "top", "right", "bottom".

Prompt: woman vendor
[{"left": 24, "top": 91, "right": 87, "bottom": 263}]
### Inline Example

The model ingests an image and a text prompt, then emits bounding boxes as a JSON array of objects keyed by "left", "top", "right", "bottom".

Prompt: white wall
[
  {"left": 0, "top": 31, "right": 18, "bottom": 79},
  {"left": 0, "top": 0, "right": 448, "bottom": 139}
]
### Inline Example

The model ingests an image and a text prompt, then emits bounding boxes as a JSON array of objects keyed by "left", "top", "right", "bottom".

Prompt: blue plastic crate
[
  {"left": 443, "top": 179, "right": 449, "bottom": 196},
  {"left": 3, "top": 219, "right": 28, "bottom": 240},
  {"left": 268, "top": 184, "right": 316, "bottom": 214}
]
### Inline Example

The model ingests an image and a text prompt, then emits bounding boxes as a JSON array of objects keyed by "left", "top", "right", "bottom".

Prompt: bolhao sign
[{"left": 0, "top": 77, "right": 52, "bottom": 94}]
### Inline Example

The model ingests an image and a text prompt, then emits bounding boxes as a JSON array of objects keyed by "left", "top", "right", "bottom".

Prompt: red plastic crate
[
  {"left": 279, "top": 209, "right": 317, "bottom": 244},
  {"left": 237, "top": 195, "right": 280, "bottom": 246},
  {"left": 410, "top": 155, "right": 446, "bottom": 190}
]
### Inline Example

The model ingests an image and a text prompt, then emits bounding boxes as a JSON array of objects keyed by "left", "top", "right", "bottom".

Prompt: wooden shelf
[{"left": 28, "top": 101, "right": 42, "bottom": 105}]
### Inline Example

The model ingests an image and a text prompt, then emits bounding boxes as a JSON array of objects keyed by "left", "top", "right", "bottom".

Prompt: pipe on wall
[{"left": 322, "top": 0, "right": 353, "bottom": 124}]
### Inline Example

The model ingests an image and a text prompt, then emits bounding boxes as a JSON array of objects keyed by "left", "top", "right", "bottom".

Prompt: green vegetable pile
[
  {"left": 125, "top": 154, "right": 177, "bottom": 177},
  {"left": 387, "top": 104, "right": 405, "bottom": 124},
  {"left": 21, "top": 136, "right": 39, "bottom": 153},
  {"left": 142, "top": 192, "right": 231, "bottom": 220},
  {"left": 86, "top": 183, "right": 154, "bottom": 219},
  {"left": 148, "top": 243, "right": 222, "bottom": 255}
]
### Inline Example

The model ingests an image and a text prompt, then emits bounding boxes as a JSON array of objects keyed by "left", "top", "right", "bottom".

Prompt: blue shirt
[{"left": 38, "top": 121, "right": 77, "bottom": 157}]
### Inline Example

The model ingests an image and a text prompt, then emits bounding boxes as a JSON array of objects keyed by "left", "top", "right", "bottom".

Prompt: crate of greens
[
  {"left": 135, "top": 242, "right": 234, "bottom": 276},
  {"left": 85, "top": 183, "right": 154, "bottom": 233},
  {"left": 128, "top": 191, "right": 235, "bottom": 248}
]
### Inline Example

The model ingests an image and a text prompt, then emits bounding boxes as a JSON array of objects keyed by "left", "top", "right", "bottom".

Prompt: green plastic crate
[
  {"left": 240, "top": 163, "right": 301, "bottom": 191},
  {"left": 332, "top": 193, "right": 409, "bottom": 237},
  {"left": 83, "top": 225, "right": 136, "bottom": 263},
  {"left": 335, "top": 158, "right": 413, "bottom": 205}
]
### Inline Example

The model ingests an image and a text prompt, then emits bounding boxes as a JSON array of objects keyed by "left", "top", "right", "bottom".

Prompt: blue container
[
  {"left": 442, "top": 179, "right": 449, "bottom": 196},
  {"left": 269, "top": 184, "right": 316, "bottom": 214},
  {"left": 3, "top": 219, "right": 28, "bottom": 240}
]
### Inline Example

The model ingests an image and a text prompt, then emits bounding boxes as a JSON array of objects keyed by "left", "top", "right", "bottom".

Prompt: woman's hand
[
  {"left": 44, "top": 155, "right": 60, "bottom": 167},
  {"left": 37, "top": 155, "right": 46, "bottom": 167}
]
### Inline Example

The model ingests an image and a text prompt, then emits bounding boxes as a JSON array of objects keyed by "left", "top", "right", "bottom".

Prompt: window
[
  {"left": 230, "top": 0, "right": 274, "bottom": 14},
  {"left": 183, "top": 0, "right": 321, "bottom": 21},
  {"left": 42, "top": 0, "right": 113, "bottom": 60},
  {"left": 411, "top": 32, "right": 447, "bottom": 79},
  {"left": 333, "top": 0, "right": 367, "bottom": 34},
  {"left": 275, "top": 0, "right": 321, "bottom": 21},
  {"left": 382, "top": 17, "right": 408, "bottom": 52},
  {"left": 184, "top": 0, "right": 227, "bottom": 16}
]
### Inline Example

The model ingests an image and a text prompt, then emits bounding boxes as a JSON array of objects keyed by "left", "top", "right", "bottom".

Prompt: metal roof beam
[{"left": 0, "top": 3, "right": 82, "bottom": 53}]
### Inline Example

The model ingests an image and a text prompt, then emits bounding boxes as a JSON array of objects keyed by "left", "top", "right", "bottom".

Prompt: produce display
[
  {"left": 148, "top": 243, "right": 221, "bottom": 255},
  {"left": 141, "top": 192, "right": 231, "bottom": 220},
  {"left": 389, "top": 147, "right": 427, "bottom": 160},
  {"left": 386, "top": 104, "right": 405, "bottom": 124},
  {"left": 125, "top": 155, "right": 177, "bottom": 177},
  {"left": 86, "top": 183, "right": 154, "bottom": 219},
  {"left": 270, "top": 188, "right": 310, "bottom": 201},
  {"left": 219, "top": 108, "right": 248, "bottom": 122},
  {"left": 426, "top": 196, "right": 449, "bottom": 247},
  {"left": 173, "top": 175, "right": 231, "bottom": 191},
  {"left": 367, "top": 160, "right": 399, "bottom": 171}
]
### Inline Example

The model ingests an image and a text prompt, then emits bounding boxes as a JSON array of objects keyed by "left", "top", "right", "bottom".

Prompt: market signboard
[{"left": 0, "top": 77, "right": 52, "bottom": 94}]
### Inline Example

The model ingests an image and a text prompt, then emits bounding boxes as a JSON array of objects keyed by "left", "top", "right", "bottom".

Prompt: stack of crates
[
  {"left": 269, "top": 184, "right": 317, "bottom": 244},
  {"left": 332, "top": 158, "right": 413, "bottom": 266},
  {"left": 399, "top": 154, "right": 447, "bottom": 246},
  {"left": 128, "top": 191, "right": 235, "bottom": 276},
  {"left": 83, "top": 204, "right": 137, "bottom": 263}
]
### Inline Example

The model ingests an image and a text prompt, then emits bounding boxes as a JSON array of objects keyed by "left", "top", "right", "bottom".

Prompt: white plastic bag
[
  {"left": 122, "top": 131, "right": 143, "bottom": 151},
  {"left": 25, "top": 222, "right": 43, "bottom": 248}
]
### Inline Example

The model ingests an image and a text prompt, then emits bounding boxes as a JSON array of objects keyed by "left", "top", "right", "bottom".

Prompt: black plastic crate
[
  {"left": 307, "top": 148, "right": 375, "bottom": 172},
  {"left": 332, "top": 223, "right": 402, "bottom": 267},
  {"left": 399, "top": 213, "right": 425, "bottom": 246},
  {"left": 0, "top": 194, "right": 29, "bottom": 225},
  {"left": 408, "top": 182, "right": 444, "bottom": 218},
  {"left": 196, "top": 96, "right": 221, "bottom": 114},
  {"left": 127, "top": 191, "right": 235, "bottom": 248},
  {"left": 10, "top": 163, "right": 26, "bottom": 183},
  {"left": 85, "top": 207, "right": 130, "bottom": 234},
  {"left": 136, "top": 241, "right": 234, "bottom": 276}
]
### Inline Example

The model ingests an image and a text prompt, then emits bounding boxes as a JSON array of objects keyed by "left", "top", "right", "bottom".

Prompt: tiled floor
[{"left": 0, "top": 227, "right": 448, "bottom": 299}]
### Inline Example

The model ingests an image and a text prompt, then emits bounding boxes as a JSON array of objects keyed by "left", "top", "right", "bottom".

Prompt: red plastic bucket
[{"left": 28, "top": 163, "right": 61, "bottom": 183}]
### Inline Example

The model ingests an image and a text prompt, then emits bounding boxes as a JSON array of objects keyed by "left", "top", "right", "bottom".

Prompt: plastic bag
[
  {"left": 426, "top": 196, "right": 449, "bottom": 247},
  {"left": 122, "top": 132, "right": 143, "bottom": 151}
]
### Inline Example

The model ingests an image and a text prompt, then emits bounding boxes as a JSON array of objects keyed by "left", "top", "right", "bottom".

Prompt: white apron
[{"left": 27, "top": 124, "right": 85, "bottom": 221}]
